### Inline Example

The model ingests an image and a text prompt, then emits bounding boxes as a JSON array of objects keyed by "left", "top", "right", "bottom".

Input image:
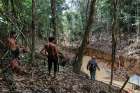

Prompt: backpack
[{"left": 89, "top": 62, "right": 96, "bottom": 71}]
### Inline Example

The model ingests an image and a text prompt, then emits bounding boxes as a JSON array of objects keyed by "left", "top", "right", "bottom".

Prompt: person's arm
[
  {"left": 40, "top": 45, "right": 48, "bottom": 56},
  {"left": 96, "top": 64, "right": 100, "bottom": 71},
  {"left": 87, "top": 61, "right": 90, "bottom": 70},
  {"left": 40, "top": 48, "right": 46, "bottom": 55},
  {"left": 17, "top": 43, "right": 29, "bottom": 53},
  {"left": 54, "top": 45, "right": 59, "bottom": 57},
  {"left": 40, "top": 46, "right": 47, "bottom": 56}
]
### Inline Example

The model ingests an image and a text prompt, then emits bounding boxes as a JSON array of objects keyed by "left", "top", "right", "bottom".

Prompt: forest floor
[{"left": 0, "top": 60, "right": 127, "bottom": 93}]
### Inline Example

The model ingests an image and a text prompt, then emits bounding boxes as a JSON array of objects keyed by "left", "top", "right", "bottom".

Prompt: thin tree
[
  {"left": 73, "top": 0, "right": 97, "bottom": 73},
  {"left": 10, "top": 0, "right": 16, "bottom": 18},
  {"left": 51, "top": 0, "right": 56, "bottom": 37},
  {"left": 31, "top": 0, "right": 36, "bottom": 63},
  {"left": 110, "top": 0, "right": 119, "bottom": 86},
  {"left": 119, "top": 76, "right": 130, "bottom": 93}
]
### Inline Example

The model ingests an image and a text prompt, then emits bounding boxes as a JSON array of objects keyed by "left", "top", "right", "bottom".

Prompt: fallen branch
[{"left": 119, "top": 76, "right": 130, "bottom": 93}]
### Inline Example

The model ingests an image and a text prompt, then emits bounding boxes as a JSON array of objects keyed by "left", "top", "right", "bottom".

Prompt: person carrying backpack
[
  {"left": 40, "top": 37, "right": 59, "bottom": 78},
  {"left": 87, "top": 56, "right": 100, "bottom": 80}
]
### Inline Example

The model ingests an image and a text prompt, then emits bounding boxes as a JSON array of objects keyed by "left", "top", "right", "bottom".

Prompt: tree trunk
[
  {"left": 31, "top": 0, "right": 36, "bottom": 63},
  {"left": 73, "top": 0, "right": 97, "bottom": 73},
  {"left": 10, "top": 0, "right": 16, "bottom": 18},
  {"left": 85, "top": 0, "right": 90, "bottom": 21},
  {"left": 51, "top": 0, "right": 56, "bottom": 37},
  {"left": 110, "top": 0, "right": 118, "bottom": 86}
]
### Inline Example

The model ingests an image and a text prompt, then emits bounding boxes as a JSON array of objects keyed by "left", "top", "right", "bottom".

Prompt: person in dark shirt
[
  {"left": 87, "top": 56, "right": 100, "bottom": 80},
  {"left": 40, "top": 37, "right": 59, "bottom": 78}
]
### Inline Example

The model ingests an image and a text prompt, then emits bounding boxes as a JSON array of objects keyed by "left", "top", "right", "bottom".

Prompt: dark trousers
[
  {"left": 48, "top": 57, "right": 58, "bottom": 74},
  {"left": 90, "top": 70, "right": 96, "bottom": 80}
]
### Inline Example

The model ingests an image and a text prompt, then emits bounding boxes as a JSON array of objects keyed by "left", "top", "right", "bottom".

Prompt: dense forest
[{"left": 0, "top": 0, "right": 140, "bottom": 93}]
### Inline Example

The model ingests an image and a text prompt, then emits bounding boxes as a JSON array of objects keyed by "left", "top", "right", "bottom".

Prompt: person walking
[
  {"left": 7, "top": 31, "right": 28, "bottom": 72},
  {"left": 87, "top": 56, "right": 100, "bottom": 80},
  {"left": 40, "top": 37, "right": 59, "bottom": 78}
]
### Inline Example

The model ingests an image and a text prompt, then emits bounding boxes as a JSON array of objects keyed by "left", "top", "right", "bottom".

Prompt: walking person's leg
[
  {"left": 48, "top": 58, "right": 52, "bottom": 75},
  {"left": 53, "top": 58, "right": 58, "bottom": 78},
  {"left": 57, "top": 57, "right": 59, "bottom": 72},
  {"left": 2, "top": 60, "right": 16, "bottom": 92},
  {"left": 90, "top": 71, "right": 96, "bottom": 80},
  {"left": 90, "top": 71, "right": 93, "bottom": 80},
  {"left": 92, "top": 71, "right": 96, "bottom": 80}
]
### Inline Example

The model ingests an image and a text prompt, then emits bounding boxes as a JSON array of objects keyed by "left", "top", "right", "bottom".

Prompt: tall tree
[
  {"left": 31, "top": 0, "right": 36, "bottom": 63},
  {"left": 110, "top": 0, "right": 118, "bottom": 86},
  {"left": 73, "top": 0, "right": 97, "bottom": 73},
  {"left": 51, "top": 0, "right": 57, "bottom": 37}
]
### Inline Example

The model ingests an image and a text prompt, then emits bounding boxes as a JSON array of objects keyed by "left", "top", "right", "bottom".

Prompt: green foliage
[
  {"left": 118, "top": 0, "right": 140, "bottom": 32},
  {"left": 96, "top": 0, "right": 111, "bottom": 19},
  {"left": 96, "top": 0, "right": 140, "bottom": 32},
  {"left": 0, "top": 0, "right": 139, "bottom": 41},
  {"left": 0, "top": 23, "right": 8, "bottom": 39}
]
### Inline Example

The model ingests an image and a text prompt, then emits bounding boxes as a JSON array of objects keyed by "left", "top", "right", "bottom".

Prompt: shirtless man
[
  {"left": 0, "top": 31, "right": 28, "bottom": 91},
  {"left": 7, "top": 31, "right": 28, "bottom": 73},
  {"left": 40, "top": 37, "right": 59, "bottom": 78}
]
